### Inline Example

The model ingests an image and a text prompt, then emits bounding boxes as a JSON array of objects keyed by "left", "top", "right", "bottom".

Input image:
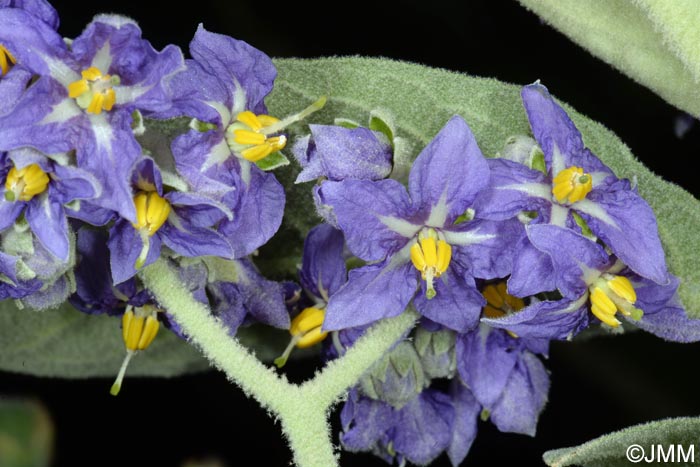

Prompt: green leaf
[
  {"left": 267, "top": 56, "right": 700, "bottom": 318},
  {"left": 543, "top": 417, "right": 700, "bottom": 466},
  {"left": 516, "top": 0, "right": 700, "bottom": 116},
  {"left": 255, "top": 151, "right": 290, "bottom": 171},
  {"left": 0, "top": 300, "right": 208, "bottom": 378}
]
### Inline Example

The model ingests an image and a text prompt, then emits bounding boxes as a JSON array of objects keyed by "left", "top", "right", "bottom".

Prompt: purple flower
[
  {"left": 166, "top": 26, "right": 285, "bottom": 257},
  {"left": 0, "top": 11, "right": 184, "bottom": 221},
  {"left": 107, "top": 157, "right": 233, "bottom": 284},
  {"left": 456, "top": 323, "right": 550, "bottom": 437},
  {"left": 483, "top": 224, "right": 700, "bottom": 342},
  {"left": 340, "top": 388, "right": 454, "bottom": 466},
  {"left": 292, "top": 124, "right": 393, "bottom": 183},
  {"left": 1, "top": 148, "right": 99, "bottom": 261},
  {"left": 474, "top": 82, "right": 669, "bottom": 286},
  {"left": 275, "top": 224, "right": 347, "bottom": 367},
  {"left": 70, "top": 227, "right": 150, "bottom": 316},
  {"left": 318, "top": 116, "right": 521, "bottom": 332}
]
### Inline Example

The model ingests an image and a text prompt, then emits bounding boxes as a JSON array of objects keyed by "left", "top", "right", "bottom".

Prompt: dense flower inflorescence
[{"left": 1, "top": 1, "right": 699, "bottom": 465}]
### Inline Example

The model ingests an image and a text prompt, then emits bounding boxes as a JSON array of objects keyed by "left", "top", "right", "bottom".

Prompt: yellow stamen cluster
[
  {"left": 68, "top": 67, "right": 118, "bottom": 115},
  {"left": 481, "top": 282, "right": 523, "bottom": 338},
  {"left": 122, "top": 306, "right": 160, "bottom": 351},
  {"left": 4, "top": 164, "right": 50, "bottom": 202},
  {"left": 225, "top": 111, "right": 287, "bottom": 162},
  {"left": 589, "top": 275, "right": 642, "bottom": 327},
  {"left": 482, "top": 282, "right": 525, "bottom": 319},
  {"left": 410, "top": 232, "right": 452, "bottom": 300},
  {"left": 132, "top": 191, "right": 171, "bottom": 236},
  {"left": 111, "top": 305, "right": 160, "bottom": 396},
  {"left": 274, "top": 307, "right": 328, "bottom": 368},
  {"left": 552, "top": 166, "right": 593, "bottom": 204},
  {"left": 0, "top": 44, "right": 16, "bottom": 76}
]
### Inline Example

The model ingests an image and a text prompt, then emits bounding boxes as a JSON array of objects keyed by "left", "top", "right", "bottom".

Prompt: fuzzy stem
[
  {"left": 140, "top": 259, "right": 291, "bottom": 413},
  {"left": 140, "top": 258, "right": 417, "bottom": 467}
]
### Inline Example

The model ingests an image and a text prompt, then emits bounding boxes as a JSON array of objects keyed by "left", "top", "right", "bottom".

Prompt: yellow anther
[
  {"left": 590, "top": 286, "right": 621, "bottom": 327},
  {"left": 588, "top": 275, "right": 641, "bottom": 328},
  {"left": 67, "top": 67, "right": 118, "bottom": 115},
  {"left": 607, "top": 275, "right": 636, "bottom": 304},
  {"left": 290, "top": 307, "right": 328, "bottom": 348},
  {"left": 226, "top": 111, "right": 289, "bottom": 163},
  {"left": 552, "top": 166, "right": 593, "bottom": 204},
  {"left": 112, "top": 306, "right": 161, "bottom": 396},
  {"left": 132, "top": 191, "right": 171, "bottom": 236},
  {"left": 4, "top": 164, "right": 50, "bottom": 202},
  {"left": 481, "top": 282, "right": 524, "bottom": 337},
  {"left": 275, "top": 307, "right": 329, "bottom": 368},
  {"left": 0, "top": 44, "right": 16, "bottom": 76},
  {"left": 233, "top": 129, "right": 267, "bottom": 146},
  {"left": 410, "top": 233, "right": 452, "bottom": 300}
]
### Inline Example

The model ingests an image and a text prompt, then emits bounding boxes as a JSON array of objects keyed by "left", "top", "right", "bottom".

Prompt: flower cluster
[
  {"left": 2, "top": 1, "right": 698, "bottom": 465},
  {"left": 288, "top": 84, "right": 700, "bottom": 465},
  {"left": 0, "top": 1, "right": 311, "bottom": 391}
]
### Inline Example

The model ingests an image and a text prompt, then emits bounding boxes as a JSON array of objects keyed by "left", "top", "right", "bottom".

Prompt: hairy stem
[{"left": 141, "top": 258, "right": 417, "bottom": 467}]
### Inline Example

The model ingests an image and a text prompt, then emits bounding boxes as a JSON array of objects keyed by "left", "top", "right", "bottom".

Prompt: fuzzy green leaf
[
  {"left": 543, "top": 417, "right": 700, "bottom": 466},
  {"left": 517, "top": 0, "right": 700, "bottom": 116}
]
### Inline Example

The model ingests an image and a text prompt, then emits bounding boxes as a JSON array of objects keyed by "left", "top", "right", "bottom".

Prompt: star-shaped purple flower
[
  {"left": 0, "top": 11, "right": 184, "bottom": 221},
  {"left": 474, "top": 82, "right": 669, "bottom": 291},
  {"left": 107, "top": 157, "right": 233, "bottom": 284},
  {"left": 165, "top": 25, "right": 285, "bottom": 257},
  {"left": 317, "top": 116, "right": 521, "bottom": 332},
  {"left": 1, "top": 148, "right": 99, "bottom": 262},
  {"left": 483, "top": 225, "right": 700, "bottom": 342}
]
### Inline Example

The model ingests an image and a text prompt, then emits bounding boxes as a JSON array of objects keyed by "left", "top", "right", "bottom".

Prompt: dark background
[{"left": 2, "top": 0, "right": 700, "bottom": 466}]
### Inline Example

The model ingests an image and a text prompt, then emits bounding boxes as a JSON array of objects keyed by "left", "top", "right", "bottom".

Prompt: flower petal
[
  {"left": 577, "top": 181, "right": 669, "bottom": 284},
  {"left": 408, "top": 115, "right": 489, "bottom": 222},
  {"left": 527, "top": 224, "right": 610, "bottom": 299},
  {"left": 25, "top": 194, "right": 69, "bottom": 261},
  {"left": 447, "top": 380, "right": 480, "bottom": 467},
  {"left": 413, "top": 270, "right": 483, "bottom": 332},
  {"left": 482, "top": 295, "right": 589, "bottom": 340},
  {"left": 456, "top": 326, "right": 519, "bottom": 408},
  {"left": 189, "top": 25, "right": 275, "bottom": 115},
  {"left": 473, "top": 158, "right": 551, "bottom": 221},
  {"left": 507, "top": 232, "right": 557, "bottom": 297},
  {"left": 316, "top": 179, "right": 417, "bottom": 261},
  {"left": 490, "top": 352, "right": 550, "bottom": 436},
  {"left": 521, "top": 83, "right": 613, "bottom": 176},
  {"left": 323, "top": 259, "right": 417, "bottom": 331},
  {"left": 305, "top": 125, "right": 392, "bottom": 182},
  {"left": 159, "top": 217, "right": 233, "bottom": 259},
  {"left": 108, "top": 219, "right": 161, "bottom": 284},
  {"left": 447, "top": 218, "right": 523, "bottom": 279},
  {"left": 392, "top": 390, "right": 454, "bottom": 466},
  {"left": 217, "top": 164, "right": 285, "bottom": 258},
  {"left": 299, "top": 224, "right": 346, "bottom": 300}
]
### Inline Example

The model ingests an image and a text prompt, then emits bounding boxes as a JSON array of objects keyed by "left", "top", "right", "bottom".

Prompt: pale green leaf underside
[
  {"left": 543, "top": 416, "right": 700, "bottom": 466},
  {"left": 517, "top": 0, "right": 700, "bottom": 116},
  {"left": 2, "top": 57, "right": 699, "bottom": 378}
]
